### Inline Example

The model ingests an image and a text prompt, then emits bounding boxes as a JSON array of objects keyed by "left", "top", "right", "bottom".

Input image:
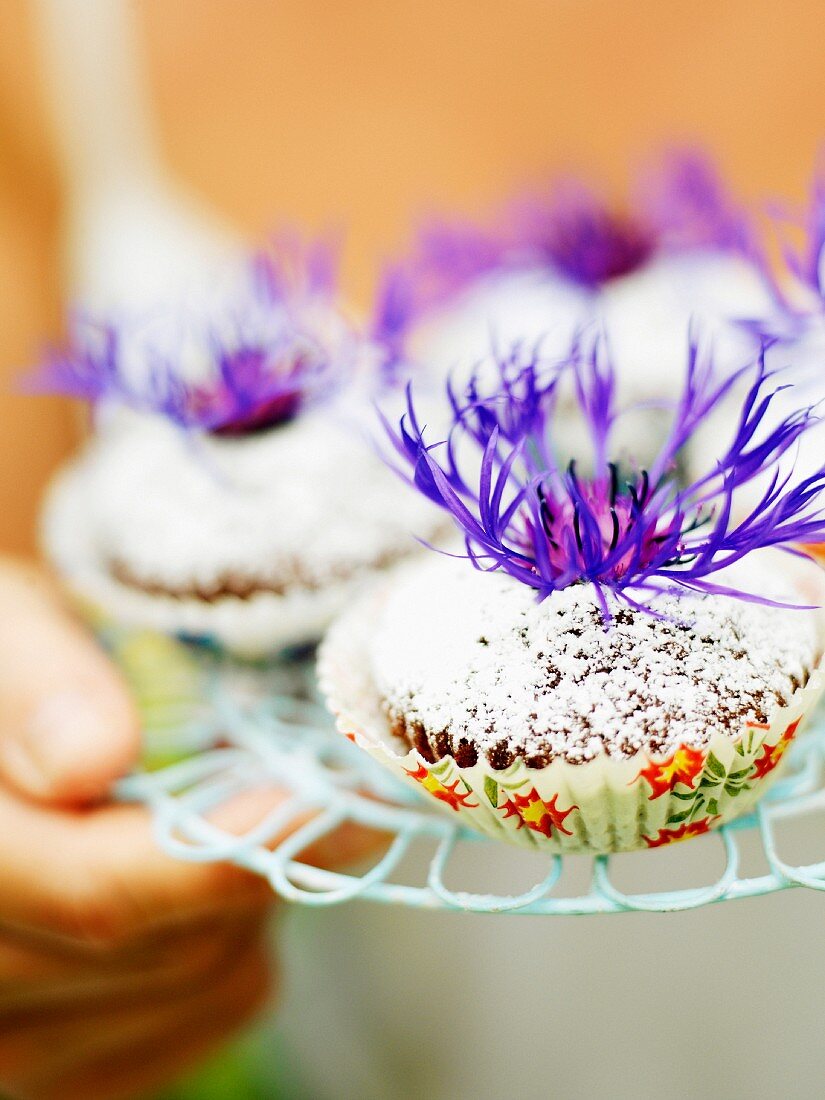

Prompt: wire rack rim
[{"left": 117, "top": 659, "right": 825, "bottom": 916}]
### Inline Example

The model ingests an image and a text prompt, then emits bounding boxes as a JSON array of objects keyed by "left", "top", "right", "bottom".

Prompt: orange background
[{"left": 2, "top": 0, "right": 824, "bottom": 555}]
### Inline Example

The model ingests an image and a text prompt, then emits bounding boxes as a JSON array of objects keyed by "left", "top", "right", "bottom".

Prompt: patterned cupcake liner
[{"left": 318, "top": 586, "right": 825, "bottom": 854}]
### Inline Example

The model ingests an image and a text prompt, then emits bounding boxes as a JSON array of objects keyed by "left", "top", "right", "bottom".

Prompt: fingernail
[{"left": 6, "top": 692, "right": 113, "bottom": 797}]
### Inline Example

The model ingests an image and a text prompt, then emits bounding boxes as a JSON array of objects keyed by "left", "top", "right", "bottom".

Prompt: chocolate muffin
[
  {"left": 43, "top": 406, "right": 442, "bottom": 657},
  {"left": 320, "top": 555, "right": 824, "bottom": 853},
  {"left": 319, "top": 331, "right": 825, "bottom": 852},
  {"left": 37, "top": 237, "right": 445, "bottom": 656},
  {"left": 372, "top": 558, "right": 818, "bottom": 770}
]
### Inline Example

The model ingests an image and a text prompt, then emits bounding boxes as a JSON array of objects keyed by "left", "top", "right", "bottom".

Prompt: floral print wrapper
[{"left": 318, "top": 589, "right": 825, "bottom": 854}]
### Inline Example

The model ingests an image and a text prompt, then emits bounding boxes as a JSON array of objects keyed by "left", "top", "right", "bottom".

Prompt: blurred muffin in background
[
  {"left": 37, "top": 237, "right": 442, "bottom": 657},
  {"left": 373, "top": 151, "right": 778, "bottom": 405}
]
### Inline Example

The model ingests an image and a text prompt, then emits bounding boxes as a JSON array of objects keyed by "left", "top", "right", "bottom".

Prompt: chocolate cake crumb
[
  {"left": 110, "top": 544, "right": 408, "bottom": 603},
  {"left": 371, "top": 559, "right": 821, "bottom": 769},
  {"left": 79, "top": 410, "right": 442, "bottom": 602}
]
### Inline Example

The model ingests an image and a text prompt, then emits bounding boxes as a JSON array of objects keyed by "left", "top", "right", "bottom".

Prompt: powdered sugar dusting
[
  {"left": 370, "top": 557, "right": 821, "bottom": 765},
  {"left": 71, "top": 406, "right": 441, "bottom": 594}
]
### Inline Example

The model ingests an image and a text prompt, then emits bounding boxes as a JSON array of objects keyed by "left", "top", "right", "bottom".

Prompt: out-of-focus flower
[
  {"left": 31, "top": 235, "right": 351, "bottom": 435},
  {"left": 373, "top": 151, "right": 776, "bottom": 395}
]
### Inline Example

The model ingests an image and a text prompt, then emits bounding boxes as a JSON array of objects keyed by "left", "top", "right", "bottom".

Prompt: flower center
[
  {"left": 187, "top": 346, "right": 312, "bottom": 436},
  {"left": 210, "top": 389, "right": 303, "bottom": 436},
  {"left": 517, "top": 465, "right": 684, "bottom": 585},
  {"left": 539, "top": 207, "right": 655, "bottom": 289}
]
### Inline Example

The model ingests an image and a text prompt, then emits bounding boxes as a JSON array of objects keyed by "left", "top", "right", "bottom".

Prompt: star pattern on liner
[
  {"left": 499, "top": 788, "right": 577, "bottom": 839},
  {"left": 750, "top": 719, "right": 801, "bottom": 780},
  {"left": 403, "top": 763, "right": 478, "bottom": 811},
  {"left": 643, "top": 816, "right": 718, "bottom": 848},
  {"left": 636, "top": 745, "right": 706, "bottom": 799}
]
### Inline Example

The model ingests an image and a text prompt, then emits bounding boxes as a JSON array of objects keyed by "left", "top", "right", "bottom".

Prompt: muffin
[
  {"left": 372, "top": 560, "right": 817, "bottom": 772},
  {"left": 319, "top": 339, "right": 825, "bottom": 852},
  {"left": 372, "top": 150, "right": 777, "bottom": 404},
  {"left": 38, "top": 238, "right": 442, "bottom": 656}
]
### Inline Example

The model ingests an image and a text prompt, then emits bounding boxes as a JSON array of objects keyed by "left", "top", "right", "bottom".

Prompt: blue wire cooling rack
[{"left": 112, "top": 639, "right": 825, "bottom": 916}]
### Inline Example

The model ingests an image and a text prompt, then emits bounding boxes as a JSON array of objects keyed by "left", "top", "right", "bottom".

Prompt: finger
[
  {"left": 64, "top": 790, "right": 382, "bottom": 945},
  {"left": 0, "top": 789, "right": 272, "bottom": 947},
  {"left": 0, "top": 560, "right": 140, "bottom": 805},
  {"left": 0, "top": 912, "right": 269, "bottom": 1014},
  {"left": 71, "top": 802, "right": 275, "bottom": 942},
  {"left": 302, "top": 815, "right": 391, "bottom": 871},
  {"left": 0, "top": 772, "right": 380, "bottom": 950},
  {"left": 1, "top": 935, "right": 273, "bottom": 1099},
  {"left": 54, "top": 1004, "right": 263, "bottom": 1100},
  {"left": 208, "top": 784, "right": 391, "bottom": 869}
]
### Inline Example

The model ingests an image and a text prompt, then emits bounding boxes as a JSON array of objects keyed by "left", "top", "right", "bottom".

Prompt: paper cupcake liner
[
  {"left": 318, "top": 585, "right": 825, "bottom": 854},
  {"left": 41, "top": 463, "right": 408, "bottom": 659}
]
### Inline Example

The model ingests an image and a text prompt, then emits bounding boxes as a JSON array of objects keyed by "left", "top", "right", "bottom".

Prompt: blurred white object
[
  {"left": 34, "top": 0, "right": 240, "bottom": 311},
  {"left": 410, "top": 267, "right": 586, "bottom": 372},
  {"left": 413, "top": 249, "right": 776, "bottom": 404},
  {"left": 599, "top": 248, "right": 776, "bottom": 397}
]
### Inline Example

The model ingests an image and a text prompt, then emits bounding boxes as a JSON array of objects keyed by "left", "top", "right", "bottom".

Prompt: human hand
[{"left": 0, "top": 560, "right": 277, "bottom": 1100}]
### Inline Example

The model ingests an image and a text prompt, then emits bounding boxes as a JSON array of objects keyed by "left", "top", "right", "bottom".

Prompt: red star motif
[
  {"left": 499, "top": 788, "right": 577, "bottom": 838},
  {"left": 636, "top": 744, "right": 706, "bottom": 799},
  {"left": 750, "top": 719, "right": 800, "bottom": 781},
  {"left": 643, "top": 816, "right": 717, "bottom": 848},
  {"left": 403, "top": 763, "right": 478, "bottom": 811}
]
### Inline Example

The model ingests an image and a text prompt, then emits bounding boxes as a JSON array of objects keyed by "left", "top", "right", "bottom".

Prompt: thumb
[{"left": 0, "top": 559, "right": 140, "bottom": 804}]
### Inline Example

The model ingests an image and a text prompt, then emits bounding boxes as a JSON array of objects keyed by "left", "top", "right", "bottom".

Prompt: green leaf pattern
[{"left": 666, "top": 748, "right": 754, "bottom": 826}]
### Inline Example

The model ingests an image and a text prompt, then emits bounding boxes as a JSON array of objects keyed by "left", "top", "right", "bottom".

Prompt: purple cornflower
[
  {"left": 731, "top": 160, "right": 825, "bottom": 347},
  {"left": 511, "top": 183, "right": 655, "bottom": 289},
  {"left": 371, "top": 219, "right": 506, "bottom": 380},
  {"left": 372, "top": 149, "right": 763, "bottom": 372},
  {"left": 32, "top": 236, "right": 347, "bottom": 435},
  {"left": 753, "top": 159, "right": 825, "bottom": 340},
  {"left": 639, "top": 149, "right": 759, "bottom": 257},
  {"left": 380, "top": 337, "right": 825, "bottom": 614},
  {"left": 770, "top": 164, "right": 825, "bottom": 303}
]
